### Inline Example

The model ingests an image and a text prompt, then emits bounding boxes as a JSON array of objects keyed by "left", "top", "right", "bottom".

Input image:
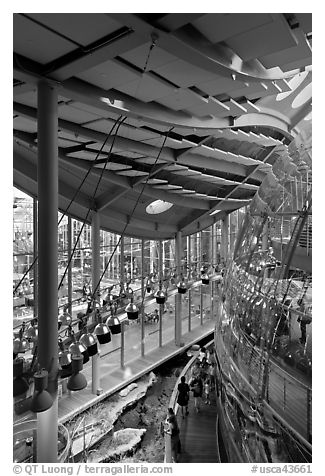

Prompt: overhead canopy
[{"left": 13, "top": 13, "right": 312, "bottom": 239}]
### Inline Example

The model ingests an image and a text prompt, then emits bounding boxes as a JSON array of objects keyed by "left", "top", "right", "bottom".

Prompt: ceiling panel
[
  {"left": 120, "top": 42, "right": 178, "bottom": 71},
  {"left": 26, "top": 13, "right": 123, "bottom": 47},
  {"left": 13, "top": 116, "right": 37, "bottom": 133},
  {"left": 116, "top": 170, "right": 148, "bottom": 176},
  {"left": 157, "top": 88, "right": 209, "bottom": 111},
  {"left": 154, "top": 59, "right": 217, "bottom": 87},
  {"left": 186, "top": 96, "right": 231, "bottom": 117},
  {"left": 116, "top": 72, "right": 177, "bottom": 102},
  {"left": 13, "top": 14, "right": 76, "bottom": 64},
  {"left": 58, "top": 104, "right": 100, "bottom": 124},
  {"left": 76, "top": 58, "right": 141, "bottom": 90},
  {"left": 226, "top": 15, "right": 297, "bottom": 61},
  {"left": 220, "top": 99, "right": 247, "bottom": 116},
  {"left": 192, "top": 13, "right": 273, "bottom": 44},
  {"left": 197, "top": 76, "right": 246, "bottom": 96},
  {"left": 66, "top": 150, "right": 108, "bottom": 160}
]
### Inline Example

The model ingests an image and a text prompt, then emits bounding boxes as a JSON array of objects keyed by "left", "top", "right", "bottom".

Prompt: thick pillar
[
  {"left": 141, "top": 238, "right": 145, "bottom": 356},
  {"left": 221, "top": 215, "right": 229, "bottom": 264},
  {"left": 158, "top": 240, "right": 163, "bottom": 347},
  {"left": 67, "top": 216, "right": 72, "bottom": 315},
  {"left": 175, "top": 232, "right": 182, "bottom": 346},
  {"left": 187, "top": 236, "right": 191, "bottom": 332},
  {"left": 33, "top": 198, "right": 38, "bottom": 318},
  {"left": 91, "top": 212, "right": 101, "bottom": 394},
  {"left": 37, "top": 80, "right": 58, "bottom": 463}
]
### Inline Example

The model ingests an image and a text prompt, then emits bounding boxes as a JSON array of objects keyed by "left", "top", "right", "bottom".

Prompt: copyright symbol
[{"left": 13, "top": 466, "right": 22, "bottom": 474}]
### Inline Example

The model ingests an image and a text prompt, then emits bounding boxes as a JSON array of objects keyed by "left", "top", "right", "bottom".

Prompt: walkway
[
  {"left": 14, "top": 309, "right": 215, "bottom": 426},
  {"left": 177, "top": 392, "right": 219, "bottom": 463}
]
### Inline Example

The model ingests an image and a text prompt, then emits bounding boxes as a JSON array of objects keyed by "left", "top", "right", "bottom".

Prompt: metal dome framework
[{"left": 13, "top": 13, "right": 312, "bottom": 239}]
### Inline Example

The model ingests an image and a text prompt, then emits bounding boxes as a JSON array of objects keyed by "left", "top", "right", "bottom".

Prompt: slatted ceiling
[
  {"left": 146, "top": 178, "right": 168, "bottom": 185},
  {"left": 27, "top": 13, "right": 123, "bottom": 47},
  {"left": 13, "top": 90, "right": 37, "bottom": 107},
  {"left": 153, "top": 184, "right": 183, "bottom": 190},
  {"left": 242, "top": 100, "right": 261, "bottom": 113},
  {"left": 196, "top": 144, "right": 217, "bottom": 157},
  {"left": 220, "top": 99, "right": 247, "bottom": 117},
  {"left": 164, "top": 137, "right": 184, "bottom": 149},
  {"left": 186, "top": 95, "right": 231, "bottom": 117},
  {"left": 157, "top": 88, "right": 210, "bottom": 112},
  {"left": 58, "top": 138, "right": 82, "bottom": 148},
  {"left": 93, "top": 162, "right": 131, "bottom": 171},
  {"left": 114, "top": 150, "right": 144, "bottom": 159},
  {"left": 226, "top": 15, "right": 298, "bottom": 62},
  {"left": 116, "top": 169, "right": 148, "bottom": 176},
  {"left": 139, "top": 136, "right": 169, "bottom": 147},
  {"left": 259, "top": 29, "right": 311, "bottom": 70},
  {"left": 118, "top": 125, "right": 161, "bottom": 142},
  {"left": 193, "top": 13, "right": 273, "bottom": 44},
  {"left": 67, "top": 101, "right": 117, "bottom": 120},
  {"left": 58, "top": 130, "right": 90, "bottom": 143},
  {"left": 13, "top": 116, "right": 38, "bottom": 133},
  {"left": 66, "top": 150, "right": 108, "bottom": 160},
  {"left": 181, "top": 189, "right": 196, "bottom": 195},
  {"left": 13, "top": 14, "right": 76, "bottom": 64},
  {"left": 274, "top": 78, "right": 292, "bottom": 93},
  {"left": 246, "top": 82, "right": 285, "bottom": 100},
  {"left": 58, "top": 104, "right": 100, "bottom": 124},
  {"left": 295, "top": 13, "right": 312, "bottom": 35},
  {"left": 76, "top": 58, "right": 141, "bottom": 90},
  {"left": 82, "top": 118, "right": 118, "bottom": 134},
  {"left": 135, "top": 157, "right": 168, "bottom": 165},
  {"left": 153, "top": 58, "right": 217, "bottom": 88},
  {"left": 172, "top": 169, "right": 202, "bottom": 177},
  {"left": 197, "top": 76, "right": 246, "bottom": 96},
  {"left": 280, "top": 56, "right": 312, "bottom": 73},
  {"left": 228, "top": 81, "right": 267, "bottom": 99},
  {"left": 226, "top": 151, "right": 257, "bottom": 166},
  {"left": 120, "top": 41, "right": 178, "bottom": 71},
  {"left": 116, "top": 71, "right": 178, "bottom": 103}
]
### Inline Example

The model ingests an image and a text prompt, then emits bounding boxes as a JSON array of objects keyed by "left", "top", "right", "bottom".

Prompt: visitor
[
  {"left": 203, "top": 377, "right": 211, "bottom": 405},
  {"left": 297, "top": 299, "right": 311, "bottom": 345},
  {"left": 177, "top": 376, "right": 190, "bottom": 418},
  {"left": 152, "top": 309, "right": 159, "bottom": 323},
  {"left": 189, "top": 374, "right": 203, "bottom": 412},
  {"left": 198, "top": 346, "right": 206, "bottom": 362},
  {"left": 208, "top": 361, "right": 216, "bottom": 391},
  {"left": 164, "top": 408, "right": 181, "bottom": 462}
]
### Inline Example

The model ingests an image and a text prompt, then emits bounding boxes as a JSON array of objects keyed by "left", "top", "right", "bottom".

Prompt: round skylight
[{"left": 146, "top": 200, "right": 174, "bottom": 214}]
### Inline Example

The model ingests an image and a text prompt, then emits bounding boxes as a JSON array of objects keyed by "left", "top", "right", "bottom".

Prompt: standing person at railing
[
  {"left": 297, "top": 298, "right": 311, "bottom": 345},
  {"left": 177, "top": 376, "right": 190, "bottom": 418},
  {"left": 164, "top": 408, "right": 181, "bottom": 462},
  {"left": 189, "top": 374, "right": 203, "bottom": 413}
]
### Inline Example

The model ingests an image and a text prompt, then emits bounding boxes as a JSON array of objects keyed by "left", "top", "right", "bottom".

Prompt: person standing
[
  {"left": 164, "top": 408, "right": 181, "bottom": 462},
  {"left": 204, "top": 377, "right": 211, "bottom": 405},
  {"left": 190, "top": 374, "right": 203, "bottom": 412},
  {"left": 177, "top": 376, "right": 190, "bottom": 418}
]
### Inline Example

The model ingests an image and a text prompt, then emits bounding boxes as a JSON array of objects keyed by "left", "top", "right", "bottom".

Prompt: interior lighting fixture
[
  {"left": 30, "top": 369, "right": 53, "bottom": 413},
  {"left": 201, "top": 273, "right": 210, "bottom": 285},
  {"left": 68, "top": 332, "right": 90, "bottom": 364},
  {"left": 146, "top": 200, "right": 173, "bottom": 214},
  {"left": 67, "top": 355, "right": 87, "bottom": 392},
  {"left": 58, "top": 339, "right": 72, "bottom": 375},
  {"left": 80, "top": 330, "right": 98, "bottom": 357},
  {"left": 94, "top": 315, "right": 112, "bottom": 344},
  {"left": 125, "top": 296, "right": 139, "bottom": 320},
  {"left": 154, "top": 281, "right": 166, "bottom": 304},
  {"left": 13, "top": 357, "right": 29, "bottom": 397},
  {"left": 177, "top": 274, "right": 187, "bottom": 294},
  {"left": 106, "top": 313, "right": 122, "bottom": 335}
]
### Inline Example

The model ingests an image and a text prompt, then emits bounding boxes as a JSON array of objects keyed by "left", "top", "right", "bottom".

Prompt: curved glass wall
[{"left": 215, "top": 121, "right": 312, "bottom": 462}]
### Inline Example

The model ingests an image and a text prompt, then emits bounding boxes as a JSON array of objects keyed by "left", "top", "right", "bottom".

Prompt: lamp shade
[
  {"left": 67, "top": 356, "right": 87, "bottom": 391},
  {"left": 94, "top": 322, "right": 111, "bottom": 344},
  {"left": 177, "top": 279, "right": 187, "bottom": 294},
  {"left": 125, "top": 301, "right": 139, "bottom": 320},
  {"left": 13, "top": 358, "right": 29, "bottom": 397},
  {"left": 69, "top": 340, "right": 90, "bottom": 364},
  {"left": 154, "top": 289, "right": 166, "bottom": 305},
  {"left": 80, "top": 332, "right": 98, "bottom": 356},
  {"left": 30, "top": 370, "right": 53, "bottom": 413},
  {"left": 201, "top": 273, "right": 210, "bottom": 285},
  {"left": 106, "top": 315, "right": 121, "bottom": 334}
]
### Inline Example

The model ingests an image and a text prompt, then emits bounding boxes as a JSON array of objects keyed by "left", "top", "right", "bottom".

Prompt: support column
[
  {"left": 67, "top": 216, "right": 72, "bottom": 315},
  {"left": 175, "top": 232, "right": 182, "bottom": 346},
  {"left": 141, "top": 239, "right": 145, "bottom": 357},
  {"left": 37, "top": 80, "right": 58, "bottom": 463},
  {"left": 187, "top": 236, "right": 191, "bottom": 332},
  {"left": 221, "top": 215, "right": 229, "bottom": 264},
  {"left": 91, "top": 211, "right": 101, "bottom": 394},
  {"left": 158, "top": 240, "right": 163, "bottom": 347},
  {"left": 120, "top": 236, "right": 125, "bottom": 287},
  {"left": 33, "top": 198, "right": 38, "bottom": 318}
]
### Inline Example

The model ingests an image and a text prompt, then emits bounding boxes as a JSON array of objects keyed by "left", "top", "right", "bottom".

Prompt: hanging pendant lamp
[
  {"left": 80, "top": 331, "right": 98, "bottom": 357},
  {"left": 177, "top": 274, "right": 187, "bottom": 294},
  {"left": 125, "top": 296, "right": 139, "bottom": 320},
  {"left": 94, "top": 315, "right": 111, "bottom": 344},
  {"left": 154, "top": 281, "right": 166, "bottom": 305},
  {"left": 67, "top": 355, "right": 87, "bottom": 391},
  {"left": 146, "top": 278, "right": 152, "bottom": 293},
  {"left": 106, "top": 308, "right": 121, "bottom": 335},
  {"left": 68, "top": 332, "right": 90, "bottom": 364},
  {"left": 58, "top": 339, "right": 72, "bottom": 376},
  {"left": 30, "top": 369, "right": 53, "bottom": 413},
  {"left": 201, "top": 273, "right": 210, "bottom": 285}
]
